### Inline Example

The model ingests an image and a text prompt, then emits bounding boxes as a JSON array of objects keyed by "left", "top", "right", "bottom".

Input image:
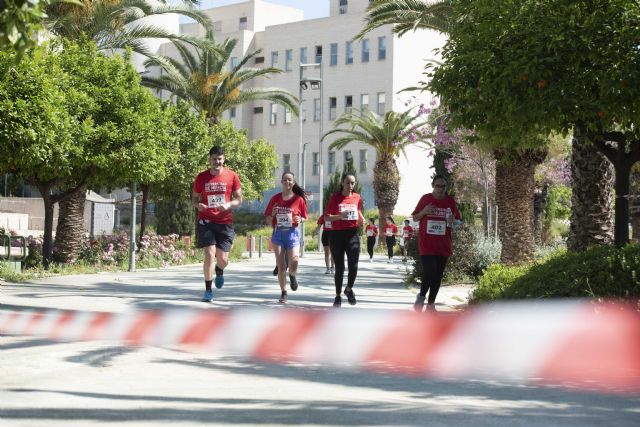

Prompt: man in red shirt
[{"left": 192, "top": 146, "right": 243, "bottom": 302}]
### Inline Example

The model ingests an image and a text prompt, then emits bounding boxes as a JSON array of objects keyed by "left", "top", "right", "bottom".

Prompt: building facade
[{"left": 158, "top": 0, "right": 446, "bottom": 214}]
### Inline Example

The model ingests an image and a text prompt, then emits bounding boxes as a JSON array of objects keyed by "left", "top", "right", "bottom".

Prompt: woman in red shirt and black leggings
[
  {"left": 324, "top": 172, "right": 364, "bottom": 307},
  {"left": 411, "top": 175, "right": 461, "bottom": 312}
]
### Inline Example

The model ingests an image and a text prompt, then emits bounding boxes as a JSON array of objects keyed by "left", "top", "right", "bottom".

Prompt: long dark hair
[
  {"left": 385, "top": 215, "right": 395, "bottom": 224},
  {"left": 282, "top": 172, "right": 307, "bottom": 200}
]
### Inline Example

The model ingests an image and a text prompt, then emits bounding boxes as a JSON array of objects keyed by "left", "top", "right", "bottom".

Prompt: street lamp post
[{"left": 299, "top": 62, "right": 323, "bottom": 254}]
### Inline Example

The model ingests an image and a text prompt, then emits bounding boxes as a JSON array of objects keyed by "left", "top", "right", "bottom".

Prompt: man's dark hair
[{"left": 209, "top": 146, "right": 224, "bottom": 156}]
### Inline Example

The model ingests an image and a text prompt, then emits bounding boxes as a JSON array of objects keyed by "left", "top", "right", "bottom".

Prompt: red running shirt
[
  {"left": 402, "top": 225, "right": 414, "bottom": 240},
  {"left": 264, "top": 192, "right": 308, "bottom": 228},
  {"left": 317, "top": 214, "right": 333, "bottom": 230},
  {"left": 365, "top": 224, "right": 378, "bottom": 238},
  {"left": 193, "top": 168, "right": 241, "bottom": 224},
  {"left": 325, "top": 192, "right": 363, "bottom": 230},
  {"left": 411, "top": 193, "right": 461, "bottom": 256},
  {"left": 383, "top": 224, "right": 398, "bottom": 237}
]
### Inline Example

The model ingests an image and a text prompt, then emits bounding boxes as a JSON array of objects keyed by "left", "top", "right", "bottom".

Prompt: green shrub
[
  {"left": 156, "top": 198, "right": 194, "bottom": 236},
  {"left": 469, "top": 244, "right": 640, "bottom": 303}
]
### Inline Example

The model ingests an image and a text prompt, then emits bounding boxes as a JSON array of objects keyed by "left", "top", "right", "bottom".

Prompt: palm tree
[
  {"left": 45, "top": 0, "right": 212, "bottom": 57},
  {"left": 322, "top": 109, "right": 429, "bottom": 232},
  {"left": 141, "top": 34, "right": 298, "bottom": 125},
  {"left": 43, "top": 0, "right": 213, "bottom": 263},
  {"left": 355, "top": 0, "right": 453, "bottom": 40}
]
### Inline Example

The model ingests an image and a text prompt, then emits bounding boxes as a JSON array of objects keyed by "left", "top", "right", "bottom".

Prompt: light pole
[{"left": 299, "top": 62, "right": 323, "bottom": 253}]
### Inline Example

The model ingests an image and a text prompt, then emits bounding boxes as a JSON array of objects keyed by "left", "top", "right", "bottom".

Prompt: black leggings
[
  {"left": 386, "top": 236, "right": 396, "bottom": 259},
  {"left": 366, "top": 236, "right": 376, "bottom": 258},
  {"left": 329, "top": 228, "right": 360, "bottom": 295},
  {"left": 420, "top": 255, "right": 449, "bottom": 304}
]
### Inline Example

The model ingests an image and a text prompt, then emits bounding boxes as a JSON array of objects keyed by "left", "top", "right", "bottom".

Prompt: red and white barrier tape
[{"left": 1, "top": 300, "right": 639, "bottom": 393}]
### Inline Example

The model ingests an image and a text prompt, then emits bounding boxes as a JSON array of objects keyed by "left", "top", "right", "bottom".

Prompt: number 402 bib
[{"left": 426, "top": 220, "right": 446, "bottom": 236}]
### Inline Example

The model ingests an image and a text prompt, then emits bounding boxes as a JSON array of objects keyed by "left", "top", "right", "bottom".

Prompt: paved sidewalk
[{"left": 0, "top": 252, "right": 470, "bottom": 313}]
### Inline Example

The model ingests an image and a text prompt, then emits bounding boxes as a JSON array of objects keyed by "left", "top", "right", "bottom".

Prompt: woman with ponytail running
[
  {"left": 382, "top": 216, "right": 398, "bottom": 263},
  {"left": 324, "top": 172, "right": 364, "bottom": 307},
  {"left": 265, "top": 172, "right": 308, "bottom": 303}
]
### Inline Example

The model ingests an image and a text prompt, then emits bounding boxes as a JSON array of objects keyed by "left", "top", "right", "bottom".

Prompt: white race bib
[
  {"left": 325, "top": 220, "right": 332, "bottom": 229},
  {"left": 426, "top": 220, "right": 446, "bottom": 236},
  {"left": 207, "top": 194, "right": 225, "bottom": 208},
  {"left": 385, "top": 230, "right": 392, "bottom": 236},
  {"left": 366, "top": 230, "right": 373, "bottom": 237},
  {"left": 276, "top": 213, "right": 293, "bottom": 228},
  {"left": 339, "top": 206, "right": 357, "bottom": 220}
]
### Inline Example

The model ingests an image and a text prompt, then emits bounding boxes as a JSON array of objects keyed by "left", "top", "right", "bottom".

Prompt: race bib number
[
  {"left": 366, "top": 230, "right": 373, "bottom": 237},
  {"left": 276, "top": 213, "right": 293, "bottom": 228},
  {"left": 385, "top": 230, "right": 392, "bottom": 236},
  {"left": 340, "top": 205, "right": 357, "bottom": 220},
  {"left": 426, "top": 220, "right": 446, "bottom": 236},
  {"left": 325, "top": 220, "right": 332, "bottom": 229},
  {"left": 403, "top": 231, "right": 409, "bottom": 238},
  {"left": 207, "top": 194, "right": 225, "bottom": 208}
]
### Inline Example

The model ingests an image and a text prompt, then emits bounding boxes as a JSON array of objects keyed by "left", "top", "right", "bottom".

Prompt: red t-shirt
[
  {"left": 365, "top": 224, "right": 378, "bottom": 238},
  {"left": 402, "top": 225, "right": 414, "bottom": 240},
  {"left": 193, "top": 168, "right": 241, "bottom": 224},
  {"left": 324, "top": 192, "right": 363, "bottom": 230},
  {"left": 317, "top": 214, "right": 333, "bottom": 230},
  {"left": 411, "top": 193, "right": 461, "bottom": 256},
  {"left": 264, "top": 192, "right": 307, "bottom": 228},
  {"left": 383, "top": 224, "right": 398, "bottom": 237}
]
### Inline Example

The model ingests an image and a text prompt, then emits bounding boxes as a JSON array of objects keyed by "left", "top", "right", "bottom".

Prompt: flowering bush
[{"left": 21, "top": 232, "right": 201, "bottom": 270}]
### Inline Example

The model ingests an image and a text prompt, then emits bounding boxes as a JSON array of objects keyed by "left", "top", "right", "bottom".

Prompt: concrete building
[{"left": 158, "top": 0, "right": 446, "bottom": 215}]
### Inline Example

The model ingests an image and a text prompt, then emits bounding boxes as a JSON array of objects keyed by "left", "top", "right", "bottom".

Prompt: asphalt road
[{"left": 1, "top": 253, "right": 638, "bottom": 426}]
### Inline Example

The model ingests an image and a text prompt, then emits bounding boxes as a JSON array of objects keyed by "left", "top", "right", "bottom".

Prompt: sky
[{"left": 198, "top": 0, "right": 330, "bottom": 20}]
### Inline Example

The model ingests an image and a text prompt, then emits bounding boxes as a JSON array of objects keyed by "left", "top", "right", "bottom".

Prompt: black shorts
[
  {"left": 321, "top": 229, "right": 332, "bottom": 247},
  {"left": 196, "top": 220, "right": 235, "bottom": 252}
]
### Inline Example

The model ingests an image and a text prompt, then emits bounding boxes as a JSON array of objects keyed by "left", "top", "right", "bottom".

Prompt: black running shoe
[
  {"left": 332, "top": 295, "right": 342, "bottom": 307},
  {"left": 278, "top": 290, "right": 288, "bottom": 303},
  {"left": 289, "top": 274, "right": 298, "bottom": 291},
  {"left": 344, "top": 287, "right": 356, "bottom": 306},
  {"left": 273, "top": 266, "right": 278, "bottom": 276},
  {"left": 414, "top": 294, "right": 425, "bottom": 312}
]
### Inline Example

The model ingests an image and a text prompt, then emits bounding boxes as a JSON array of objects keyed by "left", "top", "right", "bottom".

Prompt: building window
[
  {"left": 377, "top": 92, "right": 386, "bottom": 115},
  {"left": 253, "top": 106, "right": 263, "bottom": 114},
  {"left": 344, "top": 150, "right": 353, "bottom": 169},
  {"left": 284, "top": 107, "right": 292, "bottom": 124},
  {"left": 345, "top": 41, "right": 353, "bottom": 64},
  {"left": 315, "top": 45, "right": 322, "bottom": 63},
  {"left": 285, "top": 49, "right": 293, "bottom": 71},
  {"left": 360, "top": 93, "right": 369, "bottom": 113},
  {"left": 229, "top": 56, "right": 238, "bottom": 70},
  {"left": 300, "top": 47, "right": 307, "bottom": 64},
  {"left": 345, "top": 95, "right": 353, "bottom": 114},
  {"left": 339, "top": 0, "right": 348, "bottom": 14},
  {"left": 330, "top": 43, "right": 338, "bottom": 66},
  {"left": 255, "top": 56, "right": 265, "bottom": 64},
  {"left": 230, "top": 107, "right": 236, "bottom": 119},
  {"left": 271, "top": 51, "right": 278, "bottom": 67},
  {"left": 270, "top": 103, "right": 277, "bottom": 125},
  {"left": 378, "top": 36, "right": 387, "bottom": 60},
  {"left": 361, "top": 39, "right": 370, "bottom": 62},
  {"left": 312, "top": 152, "right": 319, "bottom": 176},
  {"left": 328, "top": 151, "right": 336, "bottom": 173},
  {"left": 313, "top": 98, "right": 320, "bottom": 121},
  {"left": 239, "top": 16, "right": 247, "bottom": 30},
  {"left": 329, "top": 97, "right": 337, "bottom": 120},
  {"left": 359, "top": 149, "right": 368, "bottom": 173},
  {"left": 283, "top": 154, "right": 290, "bottom": 173}
]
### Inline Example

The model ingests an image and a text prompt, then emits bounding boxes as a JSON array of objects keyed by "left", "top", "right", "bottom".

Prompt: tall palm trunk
[
  {"left": 494, "top": 149, "right": 546, "bottom": 265},
  {"left": 631, "top": 164, "right": 640, "bottom": 243},
  {"left": 54, "top": 186, "right": 86, "bottom": 263},
  {"left": 567, "top": 131, "right": 614, "bottom": 251},
  {"left": 373, "top": 155, "right": 400, "bottom": 238}
]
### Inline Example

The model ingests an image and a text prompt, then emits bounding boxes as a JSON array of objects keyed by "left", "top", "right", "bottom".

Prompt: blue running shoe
[
  {"left": 202, "top": 290, "right": 213, "bottom": 302},
  {"left": 214, "top": 275, "right": 224, "bottom": 289}
]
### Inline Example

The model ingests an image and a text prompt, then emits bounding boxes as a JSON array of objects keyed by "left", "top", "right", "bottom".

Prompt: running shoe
[
  {"left": 344, "top": 287, "right": 357, "bottom": 306},
  {"left": 202, "top": 290, "right": 213, "bottom": 302},
  {"left": 273, "top": 266, "right": 278, "bottom": 276},
  {"left": 369, "top": 258, "right": 373, "bottom": 263},
  {"left": 425, "top": 303, "right": 437, "bottom": 312},
  {"left": 414, "top": 294, "right": 425, "bottom": 312},
  {"left": 325, "top": 268, "right": 331, "bottom": 274},
  {"left": 332, "top": 295, "right": 342, "bottom": 307},
  {"left": 289, "top": 274, "right": 298, "bottom": 291},
  {"left": 330, "top": 267, "right": 335, "bottom": 274},
  {"left": 215, "top": 266, "right": 224, "bottom": 289},
  {"left": 279, "top": 290, "right": 288, "bottom": 303}
]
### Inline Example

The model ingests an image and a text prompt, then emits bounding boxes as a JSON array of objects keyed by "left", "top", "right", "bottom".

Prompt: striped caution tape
[{"left": 1, "top": 300, "right": 639, "bottom": 393}]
